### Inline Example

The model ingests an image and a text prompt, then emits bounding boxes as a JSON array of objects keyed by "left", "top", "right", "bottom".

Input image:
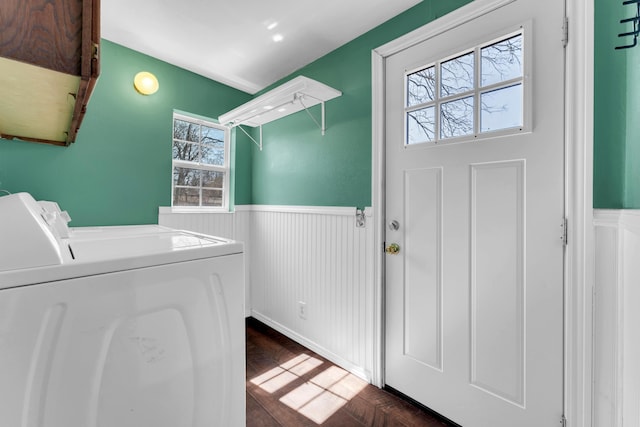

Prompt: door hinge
[
  {"left": 561, "top": 414, "right": 567, "bottom": 427},
  {"left": 561, "top": 218, "right": 568, "bottom": 246},
  {"left": 355, "top": 208, "right": 366, "bottom": 228},
  {"left": 562, "top": 16, "right": 569, "bottom": 47}
]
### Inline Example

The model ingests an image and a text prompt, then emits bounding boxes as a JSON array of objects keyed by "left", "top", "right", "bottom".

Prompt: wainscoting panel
[
  {"left": 249, "top": 206, "right": 374, "bottom": 381},
  {"left": 594, "top": 210, "right": 640, "bottom": 427}
]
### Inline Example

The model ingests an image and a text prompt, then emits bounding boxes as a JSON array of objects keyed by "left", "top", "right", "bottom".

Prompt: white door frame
[{"left": 370, "top": 1, "right": 595, "bottom": 426}]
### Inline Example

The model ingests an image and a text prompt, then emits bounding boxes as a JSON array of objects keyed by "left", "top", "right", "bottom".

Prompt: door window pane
[
  {"left": 481, "top": 34, "right": 523, "bottom": 87},
  {"left": 407, "top": 66, "right": 436, "bottom": 107},
  {"left": 481, "top": 84, "right": 523, "bottom": 132},
  {"left": 407, "top": 107, "right": 435, "bottom": 144},
  {"left": 441, "top": 52, "right": 474, "bottom": 97},
  {"left": 441, "top": 96, "right": 474, "bottom": 139}
]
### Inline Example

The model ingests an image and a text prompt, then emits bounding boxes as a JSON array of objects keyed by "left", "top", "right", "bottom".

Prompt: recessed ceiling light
[
  {"left": 277, "top": 108, "right": 287, "bottom": 112},
  {"left": 264, "top": 105, "right": 274, "bottom": 110},
  {"left": 267, "top": 22, "right": 278, "bottom": 30},
  {"left": 272, "top": 34, "right": 284, "bottom": 43}
]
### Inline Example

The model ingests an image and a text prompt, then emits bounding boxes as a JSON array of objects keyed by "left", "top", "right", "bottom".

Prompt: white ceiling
[{"left": 101, "top": 0, "right": 422, "bottom": 94}]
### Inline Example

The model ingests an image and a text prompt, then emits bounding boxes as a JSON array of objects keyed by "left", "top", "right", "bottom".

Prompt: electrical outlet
[{"left": 298, "top": 301, "right": 307, "bottom": 319}]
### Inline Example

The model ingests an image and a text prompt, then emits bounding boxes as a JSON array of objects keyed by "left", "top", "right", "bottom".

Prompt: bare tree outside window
[{"left": 405, "top": 32, "right": 524, "bottom": 145}]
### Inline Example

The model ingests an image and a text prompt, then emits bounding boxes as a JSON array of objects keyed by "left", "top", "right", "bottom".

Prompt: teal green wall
[
  {"left": 594, "top": 0, "right": 640, "bottom": 208},
  {"left": 624, "top": 37, "right": 640, "bottom": 207},
  {"left": 249, "top": 0, "right": 472, "bottom": 207},
  {"left": 0, "top": 40, "right": 252, "bottom": 226},
  {"left": 594, "top": 0, "right": 626, "bottom": 208}
]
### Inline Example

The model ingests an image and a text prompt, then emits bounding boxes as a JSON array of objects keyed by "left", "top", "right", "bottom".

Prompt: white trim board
[
  {"left": 370, "top": 2, "right": 594, "bottom": 427},
  {"left": 244, "top": 205, "right": 372, "bottom": 216},
  {"left": 161, "top": 205, "right": 373, "bottom": 217}
]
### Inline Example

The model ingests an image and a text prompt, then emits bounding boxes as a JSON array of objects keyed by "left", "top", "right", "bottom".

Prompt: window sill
[{"left": 159, "top": 206, "right": 232, "bottom": 214}]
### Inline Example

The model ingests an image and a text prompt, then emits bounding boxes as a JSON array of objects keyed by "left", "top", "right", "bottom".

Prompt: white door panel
[
  {"left": 403, "top": 167, "right": 443, "bottom": 370},
  {"left": 384, "top": 0, "right": 565, "bottom": 426}
]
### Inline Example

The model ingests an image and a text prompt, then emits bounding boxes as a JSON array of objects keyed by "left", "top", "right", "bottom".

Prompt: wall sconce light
[{"left": 134, "top": 71, "right": 159, "bottom": 95}]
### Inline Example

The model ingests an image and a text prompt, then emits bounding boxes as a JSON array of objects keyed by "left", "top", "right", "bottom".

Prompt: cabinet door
[{"left": 0, "top": 0, "right": 100, "bottom": 145}]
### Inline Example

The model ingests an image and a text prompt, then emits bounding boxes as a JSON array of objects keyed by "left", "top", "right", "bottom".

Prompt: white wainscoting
[
  {"left": 249, "top": 205, "right": 375, "bottom": 381},
  {"left": 594, "top": 210, "right": 640, "bottom": 427},
  {"left": 158, "top": 205, "right": 375, "bottom": 381}
]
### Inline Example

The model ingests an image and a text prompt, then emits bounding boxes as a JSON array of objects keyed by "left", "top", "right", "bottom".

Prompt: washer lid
[
  {"left": 0, "top": 227, "right": 243, "bottom": 289},
  {"left": 69, "top": 226, "right": 229, "bottom": 263}
]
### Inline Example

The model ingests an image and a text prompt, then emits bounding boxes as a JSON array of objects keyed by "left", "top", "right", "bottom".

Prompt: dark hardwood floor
[{"left": 246, "top": 317, "right": 456, "bottom": 426}]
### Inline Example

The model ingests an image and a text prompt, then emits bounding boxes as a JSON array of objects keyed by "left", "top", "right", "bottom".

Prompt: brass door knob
[{"left": 385, "top": 243, "right": 400, "bottom": 255}]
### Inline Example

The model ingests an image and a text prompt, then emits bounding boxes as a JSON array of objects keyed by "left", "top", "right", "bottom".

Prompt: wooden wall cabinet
[{"left": 0, "top": 0, "right": 100, "bottom": 146}]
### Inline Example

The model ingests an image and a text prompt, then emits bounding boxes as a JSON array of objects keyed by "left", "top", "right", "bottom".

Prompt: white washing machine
[{"left": 0, "top": 193, "right": 245, "bottom": 427}]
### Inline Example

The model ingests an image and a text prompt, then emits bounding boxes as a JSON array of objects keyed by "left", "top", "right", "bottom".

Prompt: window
[
  {"left": 405, "top": 30, "right": 525, "bottom": 146},
  {"left": 172, "top": 112, "right": 229, "bottom": 209}
]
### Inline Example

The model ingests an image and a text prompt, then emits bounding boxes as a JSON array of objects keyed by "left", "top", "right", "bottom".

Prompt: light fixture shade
[{"left": 134, "top": 71, "right": 159, "bottom": 95}]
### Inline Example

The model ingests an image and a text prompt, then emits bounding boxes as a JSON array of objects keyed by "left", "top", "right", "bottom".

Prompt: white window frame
[
  {"left": 171, "top": 112, "right": 230, "bottom": 211},
  {"left": 403, "top": 23, "right": 531, "bottom": 147}
]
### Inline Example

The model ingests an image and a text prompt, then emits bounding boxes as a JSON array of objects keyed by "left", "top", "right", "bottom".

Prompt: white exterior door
[{"left": 384, "top": 1, "right": 565, "bottom": 426}]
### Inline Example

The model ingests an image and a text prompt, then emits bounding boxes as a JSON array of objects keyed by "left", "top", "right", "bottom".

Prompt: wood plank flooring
[{"left": 246, "top": 317, "right": 457, "bottom": 427}]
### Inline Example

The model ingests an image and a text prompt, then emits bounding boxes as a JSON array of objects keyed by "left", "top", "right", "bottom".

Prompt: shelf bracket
[
  {"left": 235, "top": 123, "right": 262, "bottom": 151},
  {"left": 298, "top": 94, "right": 327, "bottom": 135}
]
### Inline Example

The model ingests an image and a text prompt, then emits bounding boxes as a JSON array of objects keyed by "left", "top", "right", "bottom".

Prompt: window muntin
[
  {"left": 404, "top": 30, "right": 525, "bottom": 146},
  {"left": 172, "top": 113, "right": 229, "bottom": 209}
]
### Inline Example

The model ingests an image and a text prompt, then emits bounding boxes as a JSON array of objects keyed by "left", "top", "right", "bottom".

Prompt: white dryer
[{"left": 0, "top": 193, "right": 245, "bottom": 427}]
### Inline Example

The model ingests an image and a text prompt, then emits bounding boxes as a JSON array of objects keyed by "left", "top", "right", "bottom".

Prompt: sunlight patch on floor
[
  {"left": 250, "top": 353, "right": 368, "bottom": 424},
  {"left": 250, "top": 354, "right": 323, "bottom": 393},
  {"left": 294, "top": 390, "right": 348, "bottom": 424},
  {"left": 280, "top": 362, "right": 368, "bottom": 424}
]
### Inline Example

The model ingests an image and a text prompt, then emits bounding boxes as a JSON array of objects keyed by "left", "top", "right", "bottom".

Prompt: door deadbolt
[
  {"left": 388, "top": 220, "right": 400, "bottom": 231},
  {"left": 385, "top": 243, "right": 400, "bottom": 255}
]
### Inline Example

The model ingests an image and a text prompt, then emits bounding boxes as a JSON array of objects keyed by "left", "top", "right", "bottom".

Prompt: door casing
[{"left": 370, "top": 0, "right": 595, "bottom": 426}]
